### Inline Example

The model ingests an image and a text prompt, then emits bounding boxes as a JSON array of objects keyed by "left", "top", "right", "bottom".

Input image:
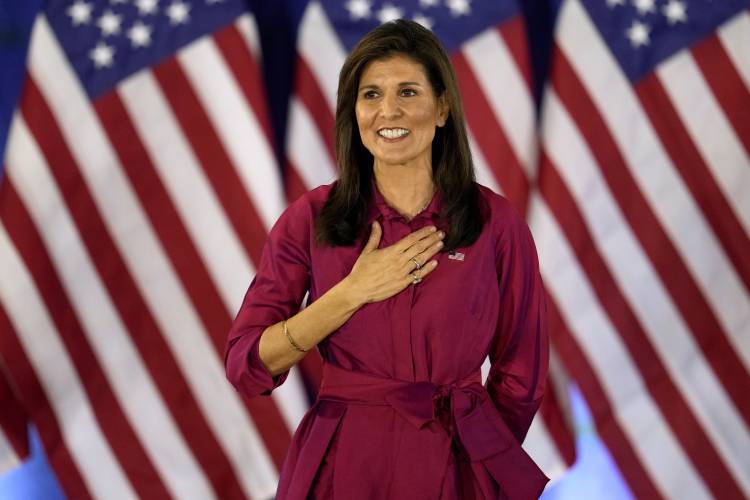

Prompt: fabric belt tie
[{"left": 315, "top": 363, "right": 548, "bottom": 499}]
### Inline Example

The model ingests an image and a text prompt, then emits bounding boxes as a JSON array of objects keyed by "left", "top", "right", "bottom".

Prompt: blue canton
[
  {"left": 581, "top": 0, "right": 750, "bottom": 82},
  {"left": 321, "top": 0, "right": 520, "bottom": 53},
  {"left": 46, "top": 0, "right": 247, "bottom": 99}
]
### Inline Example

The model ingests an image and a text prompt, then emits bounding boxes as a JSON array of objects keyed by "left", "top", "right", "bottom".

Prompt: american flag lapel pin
[{"left": 448, "top": 251, "right": 465, "bottom": 261}]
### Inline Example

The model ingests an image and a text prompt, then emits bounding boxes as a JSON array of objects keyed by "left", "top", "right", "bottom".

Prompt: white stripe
[
  {"left": 0, "top": 429, "right": 21, "bottom": 475},
  {"left": 543, "top": 91, "right": 750, "bottom": 492},
  {"left": 462, "top": 28, "right": 537, "bottom": 176},
  {"left": 298, "top": 1, "right": 347, "bottom": 110},
  {"left": 657, "top": 51, "right": 750, "bottom": 236},
  {"left": 119, "top": 69, "right": 309, "bottom": 441},
  {"left": 287, "top": 97, "right": 338, "bottom": 189},
  {"left": 718, "top": 12, "right": 750, "bottom": 90},
  {"left": 0, "top": 227, "right": 136, "bottom": 498},
  {"left": 235, "top": 13, "right": 261, "bottom": 63},
  {"left": 558, "top": 0, "right": 750, "bottom": 372},
  {"left": 468, "top": 129, "right": 502, "bottom": 195},
  {"left": 32, "top": 17, "right": 279, "bottom": 498},
  {"left": 527, "top": 192, "right": 711, "bottom": 499},
  {"left": 6, "top": 115, "right": 211, "bottom": 500},
  {"left": 524, "top": 416, "right": 568, "bottom": 483},
  {"left": 119, "top": 72, "right": 254, "bottom": 316},
  {"left": 179, "top": 36, "right": 285, "bottom": 231},
  {"left": 524, "top": 346, "right": 573, "bottom": 483}
]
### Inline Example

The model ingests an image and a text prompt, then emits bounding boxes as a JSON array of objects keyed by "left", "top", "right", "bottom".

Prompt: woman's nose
[{"left": 380, "top": 93, "right": 401, "bottom": 118}]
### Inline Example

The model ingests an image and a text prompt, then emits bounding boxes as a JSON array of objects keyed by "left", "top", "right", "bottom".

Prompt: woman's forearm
[{"left": 258, "top": 277, "right": 364, "bottom": 376}]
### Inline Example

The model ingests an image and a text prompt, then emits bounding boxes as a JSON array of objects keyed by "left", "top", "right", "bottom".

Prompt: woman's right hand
[{"left": 343, "top": 221, "right": 445, "bottom": 305}]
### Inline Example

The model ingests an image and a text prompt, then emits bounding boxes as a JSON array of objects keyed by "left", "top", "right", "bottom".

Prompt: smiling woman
[
  {"left": 355, "top": 55, "right": 448, "bottom": 188},
  {"left": 225, "top": 19, "right": 549, "bottom": 500}
]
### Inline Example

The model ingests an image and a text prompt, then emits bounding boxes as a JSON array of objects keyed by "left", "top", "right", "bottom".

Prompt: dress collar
[{"left": 366, "top": 177, "right": 443, "bottom": 224}]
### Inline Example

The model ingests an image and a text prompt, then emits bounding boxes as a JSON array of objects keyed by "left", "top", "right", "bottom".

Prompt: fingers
[
  {"left": 392, "top": 225, "right": 439, "bottom": 253},
  {"left": 404, "top": 258, "right": 438, "bottom": 285},
  {"left": 363, "top": 221, "right": 382, "bottom": 254}
]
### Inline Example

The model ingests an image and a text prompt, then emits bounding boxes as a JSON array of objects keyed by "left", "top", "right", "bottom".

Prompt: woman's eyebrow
[{"left": 358, "top": 81, "right": 424, "bottom": 91}]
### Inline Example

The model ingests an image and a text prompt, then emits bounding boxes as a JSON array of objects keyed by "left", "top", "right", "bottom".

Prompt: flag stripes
[
  {"left": 541, "top": 0, "right": 750, "bottom": 496},
  {"left": 0, "top": 304, "right": 93, "bottom": 499},
  {"left": 0, "top": 7, "right": 309, "bottom": 498}
]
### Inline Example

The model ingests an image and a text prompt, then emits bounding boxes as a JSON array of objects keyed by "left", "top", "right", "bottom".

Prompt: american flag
[
  {"left": 536, "top": 0, "right": 750, "bottom": 498},
  {"left": 285, "top": 0, "right": 577, "bottom": 483},
  {"left": 0, "top": 0, "right": 313, "bottom": 498}
]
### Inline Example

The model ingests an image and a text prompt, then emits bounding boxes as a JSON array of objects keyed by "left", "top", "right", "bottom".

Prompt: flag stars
[
  {"left": 626, "top": 20, "right": 651, "bottom": 47},
  {"left": 606, "top": 0, "right": 625, "bottom": 8},
  {"left": 345, "top": 0, "right": 372, "bottom": 20},
  {"left": 135, "top": 0, "right": 159, "bottom": 15},
  {"left": 377, "top": 3, "right": 403, "bottom": 23},
  {"left": 128, "top": 21, "right": 153, "bottom": 48},
  {"left": 632, "top": 0, "right": 655, "bottom": 15},
  {"left": 97, "top": 10, "right": 123, "bottom": 37},
  {"left": 419, "top": 0, "right": 440, "bottom": 7},
  {"left": 413, "top": 13, "right": 434, "bottom": 30},
  {"left": 67, "top": 0, "right": 93, "bottom": 25},
  {"left": 166, "top": 1, "right": 190, "bottom": 24},
  {"left": 446, "top": 0, "right": 471, "bottom": 16},
  {"left": 90, "top": 41, "right": 115, "bottom": 68},
  {"left": 662, "top": 0, "right": 687, "bottom": 24}
]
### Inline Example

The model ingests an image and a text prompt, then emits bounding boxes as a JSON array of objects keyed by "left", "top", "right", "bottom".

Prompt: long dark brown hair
[{"left": 315, "top": 19, "right": 484, "bottom": 251}]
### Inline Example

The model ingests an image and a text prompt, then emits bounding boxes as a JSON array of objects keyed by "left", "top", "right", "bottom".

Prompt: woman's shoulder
[
  {"left": 475, "top": 183, "right": 525, "bottom": 228},
  {"left": 276, "top": 182, "right": 335, "bottom": 223}
]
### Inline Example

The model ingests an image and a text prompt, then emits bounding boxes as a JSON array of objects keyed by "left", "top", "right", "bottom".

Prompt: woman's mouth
[{"left": 377, "top": 128, "right": 410, "bottom": 141}]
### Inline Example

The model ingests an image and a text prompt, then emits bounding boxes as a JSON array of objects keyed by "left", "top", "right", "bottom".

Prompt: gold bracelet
[{"left": 283, "top": 320, "right": 308, "bottom": 352}]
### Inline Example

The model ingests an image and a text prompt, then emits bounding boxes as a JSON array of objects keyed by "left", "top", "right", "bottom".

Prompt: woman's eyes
[{"left": 361, "top": 88, "right": 418, "bottom": 99}]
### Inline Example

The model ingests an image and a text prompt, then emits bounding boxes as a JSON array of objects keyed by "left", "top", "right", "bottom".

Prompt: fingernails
[
  {"left": 437, "top": 231, "right": 445, "bottom": 238},
  {"left": 429, "top": 226, "right": 437, "bottom": 232},
  {"left": 436, "top": 241, "right": 443, "bottom": 248}
]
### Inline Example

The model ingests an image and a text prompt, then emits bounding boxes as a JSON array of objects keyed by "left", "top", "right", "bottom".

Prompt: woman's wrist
[{"left": 334, "top": 275, "right": 369, "bottom": 311}]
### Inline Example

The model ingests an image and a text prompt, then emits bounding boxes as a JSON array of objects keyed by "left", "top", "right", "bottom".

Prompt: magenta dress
[{"left": 225, "top": 182, "right": 549, "bottom": 499}]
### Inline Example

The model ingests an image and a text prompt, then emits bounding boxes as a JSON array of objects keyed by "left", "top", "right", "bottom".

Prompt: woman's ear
[{"left": 436, "top": 95, "right": 449, "bottom": 127}]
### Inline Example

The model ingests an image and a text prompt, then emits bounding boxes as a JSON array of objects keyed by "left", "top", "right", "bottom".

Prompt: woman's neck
[{"left": 373, "top": 161, "right": 435, "bottom": 221}]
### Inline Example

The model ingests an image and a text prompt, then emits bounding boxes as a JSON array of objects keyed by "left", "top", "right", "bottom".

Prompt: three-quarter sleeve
[
  {"left": 485, "top": 206, "right": 549, "bottom": 444},
  {"left": 224, "top": 198, "right": 312, "bottom": 398}
]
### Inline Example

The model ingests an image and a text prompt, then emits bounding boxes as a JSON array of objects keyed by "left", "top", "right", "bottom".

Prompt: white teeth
[{"left": 378, "top": 128, "right": 409, "bottom": 139}]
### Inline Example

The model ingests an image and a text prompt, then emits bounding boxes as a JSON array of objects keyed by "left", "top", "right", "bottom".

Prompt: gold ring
[
  {"left": 410, "top": 257, "right": 422, "bottom": 270},
  {"left": 410, "top": 273, "right": 422, "bottom": 285}
]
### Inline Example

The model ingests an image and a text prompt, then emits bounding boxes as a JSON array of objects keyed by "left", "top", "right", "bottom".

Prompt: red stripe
[
  {"left": 95, "top": 92, "right": 230, "bottom": 364},
  {"left": 538, "top": 382, "right": 576, "bottom": 467},
  {"left": 0, "top": 360, "right": 29, "bottom": 460},
  {"left": 691, "top": 34, "right": 750, "bottom": 158},
  {"left": 0, "top": 180, "right": 172, "bottom": 498},
  {"left": 294, "top": 56, "right": 337, "bottom": 165},
  {"left": 635, "top": 74, "right": 750, "bottom": 423},
  {"left": 97, "top": 93, "right": 292, "bottom": 468},
  {"left": 284, "top": 158, "right": 310, "bottom": 204},
  {"left": 545, "top": 297, "right": 663, "bottom": 500},
  {"left": 213, "top": 23, "right": 276, "bottom": 148},
  {"left": 21, "top": 76, "right": 236, "bottom": 497},
  {"left": 452, "top": 52, "right": 530, "bottom": 214},
  {"left": 497, "top": 17, "right": 533, "bottom": 91},
  {"left": 153, "top": 58, "right": 267, "bottom": 266},
  {"left": 0, "top": 304, "right": 91, "bottom": 500},
  {"left": 148, "top": 61, "right": 294, "bottom": 467},
  {"left": 539, "top": 148, "right": 743, "bottom": 498}
]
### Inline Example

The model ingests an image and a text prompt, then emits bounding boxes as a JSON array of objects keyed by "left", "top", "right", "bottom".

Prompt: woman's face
[{"left": 355, "top": 54, "right": 448, "bottom": 170}]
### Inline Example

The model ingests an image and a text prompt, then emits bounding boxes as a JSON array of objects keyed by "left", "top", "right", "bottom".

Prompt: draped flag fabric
[
  {"left": 0, "top": 364, "right": 28, "bottom": 475},
  {"left": 285, "top": 0, "right": 577, "bottom": 482},
  {"left": 536, "top": 0, "right": 750, "bottom": 498},
  {"left": 0, "top": 0, "right": 313, "bottom": 498}
]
